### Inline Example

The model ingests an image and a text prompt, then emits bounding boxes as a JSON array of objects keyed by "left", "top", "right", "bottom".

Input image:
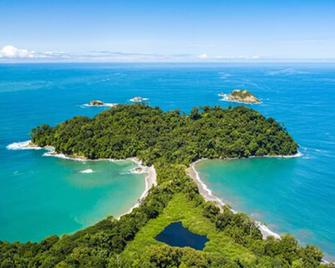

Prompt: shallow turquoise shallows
[
  {"left": 196, "top": 158, "right": 335, "bottom": 259},
  {"left": 0, "top": 63, "right": 334, "bottom": 258},
  {"left": 0, "top": 149, "right": 145, "bottom": 242}
]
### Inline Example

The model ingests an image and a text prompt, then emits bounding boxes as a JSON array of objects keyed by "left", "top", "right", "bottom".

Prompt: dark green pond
[{"left": 155, "top": 222, "right": 208, "bottom": 250}]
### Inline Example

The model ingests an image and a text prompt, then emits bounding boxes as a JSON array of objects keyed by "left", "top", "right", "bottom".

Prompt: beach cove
[
  {"left": 2, "top": 140, "right": 156, "bottom": 242},
  {"left": 192, "top": 158, "right": 335, "bottom": 260}
]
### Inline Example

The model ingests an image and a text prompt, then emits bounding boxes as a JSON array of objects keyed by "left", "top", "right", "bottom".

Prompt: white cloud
[
  {"left": 197, "top": 53, "right": 209, "bottom": 59},
  {"left": 0, "top": 45, "right": 35, "bottom": 58},
  {"left": 0, "top": 45, "right": 267, "bottom": 62}
]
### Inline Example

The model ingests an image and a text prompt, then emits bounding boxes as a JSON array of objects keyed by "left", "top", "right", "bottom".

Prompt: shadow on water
[{"left": 155, "top": 221, "right": 208, "bottom": 250}]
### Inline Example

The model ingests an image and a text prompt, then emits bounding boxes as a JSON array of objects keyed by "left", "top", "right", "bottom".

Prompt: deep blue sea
[{"left": 0, "top": 63, "right": 334, "bottom": 258}]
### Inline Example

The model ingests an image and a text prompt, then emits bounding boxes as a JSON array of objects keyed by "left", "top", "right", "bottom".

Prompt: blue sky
[{"left": 0, "top": 0, "right": 334, "bottom": 61}]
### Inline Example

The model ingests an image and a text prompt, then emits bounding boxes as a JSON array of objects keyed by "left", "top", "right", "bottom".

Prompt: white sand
[
  {"left": 187, "top": 159, "right": 281, "bottom": 240},
  {"left": 117, "top": 160, "right": 157, "bottom": 219},
  {"left": 6, "top": 140, "right": 280, "bottom": 239}
]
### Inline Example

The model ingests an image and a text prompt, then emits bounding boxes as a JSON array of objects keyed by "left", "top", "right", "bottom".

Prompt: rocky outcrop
[
  {"left": 219, "top": 89, "right": 260, "bottom": 104},
  {"left": 89, "top": 100, "right": 104, "bottom": 106}
]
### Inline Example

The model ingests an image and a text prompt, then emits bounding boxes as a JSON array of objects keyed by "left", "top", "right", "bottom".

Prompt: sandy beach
[
  {"left": 7, "top": 140, "right": 158, "bottom": 219},
  {"left": 7, "top": 140, "right": 290, "bottom": 237},
  {"left": 125, "top": 161, "right": 157, "bottom": 212},
  {"left": 187, "top": 159, "right": 281, "bottom": 240},
  {"left": 6, "top": 140, "right": 299, "bottom": 240},
  {"left": 187, "top": 159, "right": 226, "bottom": 208}
]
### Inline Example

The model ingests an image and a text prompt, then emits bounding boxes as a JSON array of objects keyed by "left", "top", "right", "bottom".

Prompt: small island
[
  {"left": 219, "top": 89, "right": 261, "bottom": 104},
  {"left": 85, "top": 100, "right": 117, "bottom": 108},
  {"left": 89, "top": 99, "right": 104, "bottom": 106}
]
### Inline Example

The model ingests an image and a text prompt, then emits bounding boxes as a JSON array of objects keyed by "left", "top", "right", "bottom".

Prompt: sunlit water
[
  {"left": 0, "top": 152, "right": 145, "bottom": 242},
  {"left": 0, "top": 63, "right": 334, "bottom": 258}
]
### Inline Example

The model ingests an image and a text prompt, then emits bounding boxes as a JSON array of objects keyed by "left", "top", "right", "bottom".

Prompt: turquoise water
[
  {"left": 0, "top": 63, "right": 334, "bottom": 257},
  {"left": 0, "top": 149, "right": 145, "bottom": 242},
  {"left": 196, "top": 158, "right": 335, "bottom": 259}
]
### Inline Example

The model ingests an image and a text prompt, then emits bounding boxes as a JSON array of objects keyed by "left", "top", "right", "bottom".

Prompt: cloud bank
[
  {"left": 2, "top": 45, "right": 329, "bottom": 63},
  {"left": 0, "top": 45, "right": 35, "bottom": 58},
  {"left": 0, "top": 45, "right": 71, "bottom": 60}
]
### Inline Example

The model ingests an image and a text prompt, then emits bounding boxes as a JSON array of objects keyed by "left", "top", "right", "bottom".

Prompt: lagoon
[{"left": 155, "top": 222, "right": 208, "bottom": 250}]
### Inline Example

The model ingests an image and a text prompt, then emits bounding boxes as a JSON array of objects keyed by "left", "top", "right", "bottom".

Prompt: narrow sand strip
[
  {"left": 5, "top": 140, "right": 290, "bottom": 232},
  {"left": 187, "top": 159, "right": 281, "bottom": 240},
  {"left": 117, "top": 160, "right": 157, "bottom": 219}
]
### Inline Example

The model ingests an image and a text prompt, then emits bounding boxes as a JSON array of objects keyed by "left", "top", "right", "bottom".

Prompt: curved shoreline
[
  {"left": 118, "top": 162, "right": 157, "bottom": 219},
  {"left": 6, "top": 140, "right": 157, "bottom": 219},
  {"left": 187, "top": 158, "right": 281, "bottom": 239},
  {"left": 188, "top": 158, "right": 333, "bottom": 264},
  {"left": 6, "top": 141, "right": 332, "bottom": 263}
]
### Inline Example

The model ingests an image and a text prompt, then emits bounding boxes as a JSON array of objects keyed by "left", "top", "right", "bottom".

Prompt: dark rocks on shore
[{"left": 89, "top": 100, "right": 104, "bottom": 106}]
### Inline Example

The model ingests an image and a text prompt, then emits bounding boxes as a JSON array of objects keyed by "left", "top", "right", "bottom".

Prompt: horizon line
[{"left": 1, "top": 59, "right": 335, "bottom": 64}]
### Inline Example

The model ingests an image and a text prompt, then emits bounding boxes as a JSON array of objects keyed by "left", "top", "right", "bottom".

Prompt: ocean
[{"left": 0, "top": 63, "right": 334, "bottom": 258}]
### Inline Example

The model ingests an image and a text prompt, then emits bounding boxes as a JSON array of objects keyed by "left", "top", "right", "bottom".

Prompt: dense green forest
[
  {"left": 31, "top": 104, "right": 297, "bottom": 164},
  {"left": 1, "top": 104, "right": 331, "bottom": 267}
]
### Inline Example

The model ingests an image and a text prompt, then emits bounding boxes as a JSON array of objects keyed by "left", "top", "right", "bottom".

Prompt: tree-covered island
[
  {"left": 1, "top": 104, "right": 331, "bottom": 267},
  {"left": 219, "top": 90, "right": 261, "bottom": 104}
]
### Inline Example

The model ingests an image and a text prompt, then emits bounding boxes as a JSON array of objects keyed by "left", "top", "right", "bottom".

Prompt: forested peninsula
[{"left": 1, "top": 105, "right": 330, "bottom": 268}]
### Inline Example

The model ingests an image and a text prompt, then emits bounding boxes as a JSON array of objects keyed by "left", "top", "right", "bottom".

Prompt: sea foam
[
  {"left": 80, "top": 169, "right": 94, "bottom": 174},
  {"left": 6, "top": 140, "right": 42, "bottom": 150},
  {"left": 263, "top": 151, "right": 303, "bottom": 158},
  {"left": 42, "top": 151, "right": 87, "bottom": 162},
  {"left": 82, "top": 103, "right": 117, "bottom": 108}
]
